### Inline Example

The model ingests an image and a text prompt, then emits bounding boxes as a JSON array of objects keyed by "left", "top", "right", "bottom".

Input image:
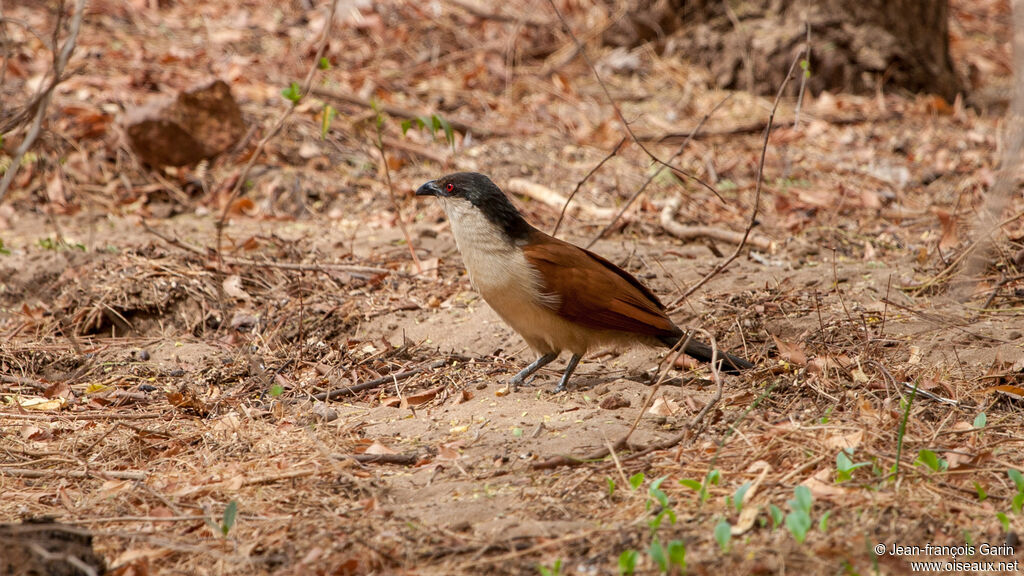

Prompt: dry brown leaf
[
  {"left": 800, "top": 468, "right": 852, "bottom": 500},
  {"left": 648, "top": 396, "right": 680, "bottom": 417},
  {"left": 986, "top": 384, "right": 1024, "bottom": 401},
  {"left": 824, "top": 429, "right": 864, "bottom": 451},
  {"left": 222, "top": 274, "right": 251, "bottom": 300},
  {"left": 771, "top": 335, "right": 807, "bottom": 366},
  {"left": 934, "top": 208, "right": 959, "bottom": 250},
  {"left": 437, "top": 443, "right": 460, "bottom": 461},
  {"left": 364, "top": 441, "right": 398, "bottom": 455}
]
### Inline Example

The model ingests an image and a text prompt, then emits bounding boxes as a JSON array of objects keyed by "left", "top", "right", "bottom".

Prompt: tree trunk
[{"left": 605, "top": 0, "right": 964, "bottom": 100}]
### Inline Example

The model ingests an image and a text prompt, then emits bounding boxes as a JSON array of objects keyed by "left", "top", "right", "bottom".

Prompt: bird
[{"left": 415, "top": 172, "right": 753, "bottom": 392}]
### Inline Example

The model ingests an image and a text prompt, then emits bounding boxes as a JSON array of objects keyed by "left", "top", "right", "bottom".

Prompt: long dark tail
[{"left": 659, "top": 333, "right": 754, "bottom": 374}]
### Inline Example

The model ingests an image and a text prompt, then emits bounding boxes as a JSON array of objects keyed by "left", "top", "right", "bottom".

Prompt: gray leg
[
  {"left": 552, "top": 354, "right": 582, "bottom": 393},
  {"left": 510, "top": 353, "right": 558, "bottom": 391}
]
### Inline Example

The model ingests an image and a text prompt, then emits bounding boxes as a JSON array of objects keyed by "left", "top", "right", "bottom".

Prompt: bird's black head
[{"left": 416, "top": 172, "right": 532, "bottom": 240}]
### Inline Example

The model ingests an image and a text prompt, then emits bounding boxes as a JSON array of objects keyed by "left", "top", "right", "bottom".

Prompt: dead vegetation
[{"left": 1, "top": 0, "right": 1024, "bottom": 575}]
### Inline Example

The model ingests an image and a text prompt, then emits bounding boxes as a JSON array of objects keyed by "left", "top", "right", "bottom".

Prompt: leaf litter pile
[{"left": 1, "top": 1, "right": 1023, "bottom": 574}]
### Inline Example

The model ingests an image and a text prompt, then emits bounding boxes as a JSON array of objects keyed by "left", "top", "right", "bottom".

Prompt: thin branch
[
  {"left": 544, "top": 0, "right": 723, "bottom": 214},
  {"left": 668, "top": 48, "right": 807, "bottom": 310},
  {"left": 0, "top": 0, "right": 86, "bottom": 205},
  {"left": 551, "top": 136, "right": 625, "bottom": 237},
  {"left": 587, "top": 93, "right": 733, "bottom": 249},
  {"left": 311, "top": 86, "right": 505, "bottom": 137},
  {"left": 214, "top": 0, "right": 339, "bottom": 261}
]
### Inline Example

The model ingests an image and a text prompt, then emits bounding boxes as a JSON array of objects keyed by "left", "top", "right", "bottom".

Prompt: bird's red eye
[{"left": 445, "top": 182, "right": 454, "bottom": 193}]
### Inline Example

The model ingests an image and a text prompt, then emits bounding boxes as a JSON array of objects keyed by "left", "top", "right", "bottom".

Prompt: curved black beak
[{"left": 415, "top": 180, "right": 441, "bottom": 197}]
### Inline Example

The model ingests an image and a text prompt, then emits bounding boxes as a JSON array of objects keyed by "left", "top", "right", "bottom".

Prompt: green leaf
[
  {"left": 714, "top": 519, "right": 731, "bottom": 551},
  {"left": 628, "top": 472, "right": 645, "bottom": 490},
  {"left": 269, "top": 384, "right": 284, "bottom": 397},
  {"left": 221, "top": 500, "right": 238, "bottom": 536},
  {"left": 973, "top": 412, "right": 987, "bottom": 429},
  {"left": 915, "top": 449, "right": 947, "bottom": 472},
  {"left": 1008, "top": 469, "right": 1024, "bottom": 491},
  {"left": 836, "top": 450, "right": 871, "bottom": 482},
  {"left": 606, "top": 477, "right": 616, "bottom": 497},
  {"left": 436, "top": 115, "right": 454, "bottom": 147},
  {"left": 618, "top": 549, "right": 638, "bottom": 576},
  {"left": 401, "top": 119, "right": 413, "bottom": 136},
  {"left": 0, "top": 239, "right": 9, "bottom": 255},
  {"left": 318, "top": 56, "right": 331, "bottom": 70},
  {"left": 818, "top": 510, "right": 831, "bottom": 533},
  {"left": 974, "top": 482, "right": 987, "bottom": 502},
  {"left": 648, "top": 538, "right": 667, "bottom": 572},
  {"left": 649, "top": 476, "right": 669, "bottom": 508},
  {"left": 666, "top": 540, "right": 686, "bottom": 569},
  {"left": 790, "top": 485, "right": 812, "bottom": 513},
  {"left": 733, "top": 482, "right": 751, "bottom": 513},
  {"left": 1013, "top": 492, "right": 1024, "bottom": 515},
  {"left": 786, "top": 510, "right": 812, "bottom": 543},
  {"left": 281, "top": 82, "right": 302, "bottom": 103},
  {"left": 768, "top": 504, "right": 784, "bottom": 528},
  {"left": 679, "top": 478, "right": 702, "bottom": 492},
  {"left": 997, "top": 512, "right": 1010, "bottom": 531}
]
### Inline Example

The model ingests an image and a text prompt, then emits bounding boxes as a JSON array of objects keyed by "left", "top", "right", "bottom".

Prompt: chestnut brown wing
[{"left": 521, "top": 231, "right": 680, "bottom": 338}]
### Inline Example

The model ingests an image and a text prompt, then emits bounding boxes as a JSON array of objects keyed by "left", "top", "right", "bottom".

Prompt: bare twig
[
  {"left": 552, "top": 137, "right": 626, "bottom": 237},
  {"left": 373, "top": 108, "right": 423, "bottom": 273},
  {"left": 586, "top": 94, "right": 733, "bottom": 249},
  {"left": 215, "top": 0, "right": 339, "bottom": 262},
  {"left": 659, "top": 197, "right": 774, "bottom": 251},
  {"left": 668, "top": 48, "right": 807, "bottom": 310},
  {"left": 544, "top": 0, "right": 723, "bottom": 217},
  {"left": 313, "top": 359, "right": 454, "bottom": 401},
  {"left": 311, "top": 87, "right": 505, "bottom": 137},
  {"left": 0, "top": 468, "right": 147, "bottom": 480},
  {"left": 0, "top": 0, "right": 86, "bottom": 204}
]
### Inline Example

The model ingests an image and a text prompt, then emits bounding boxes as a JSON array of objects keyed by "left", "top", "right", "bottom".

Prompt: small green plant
[
  {"left": 269, "top": 384, "right": 284, "bottom": 397},
  {"left": 835, "top": 449, "right": 871, "bottom": 482},
  {"left": 974, "top": 482, "right": 988, "bottom": 502},
  {"left": 997, "top": 512, "right": 1010, "bottom": 531},
  {"left": 729, "top": 482, "right": 751, "bottom": 513},
  {"left": 914, "top": 449, "right": 948, "bottom": 473},
  {"left": 400, "top": 113, "right": 455, "bottom": 149},
  {"left": 679, "top": 469, "right": 720, "bottom": 504},
  {"left": 618, "top": 549, "right": 638, "bottom": 575},
  {"left": 318, "top": 56, "right": 331, "bottom": 70},
  {"left": 620, "top": 475, "right": 686, "bottom": 575},
  {"left": 281, "top": 81, "right": 302, "bottom": 104},
  {"left": 538, "top": 559, "right": 562, "bottom": 576},
  {"left": 37, "top": 237, "right": 85, "bottom": 252},
  {"left": 606, "top": 477, "right": 616, "bottom": 497},
  {"left": 973, "top": 412, "right": 987, "bottom": 430},
  {"left": 0, "top": 239, "right": 9, "bottom": 255},
  {"left": 785, "top": 486, "right": 813, "bottom": 543},
  {"left": 647, "top": 538, "right": 686, "bottom": 573},
  {"left": 714, "top": 518, "right": 731, "bottom": 552},
  {"left": 768, "top": 504, "right": 784, "bottom": 529},
  {"left": 891, "top": 380, "right": 919, "bottom": 479},
  {"left": 646, "top": 476, "right": 675, "bottom": 533},
  {"left": 206, "top": 500, "right": 238, "bottom": 537},
  {"left": 820, "top": 406, "right": 833, "bottom": 424},
  {"left": 1009, "top": 469, "right": 1024, "bottom": 514}
]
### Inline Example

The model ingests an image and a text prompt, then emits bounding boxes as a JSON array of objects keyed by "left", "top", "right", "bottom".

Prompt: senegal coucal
[{"left": 416, "top": 172, "right": 753, "bottom": 392}]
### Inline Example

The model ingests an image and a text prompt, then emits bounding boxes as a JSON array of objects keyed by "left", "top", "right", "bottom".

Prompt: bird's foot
[{"left": 508, "top": 375, "right": 538, "bottom": 392}]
